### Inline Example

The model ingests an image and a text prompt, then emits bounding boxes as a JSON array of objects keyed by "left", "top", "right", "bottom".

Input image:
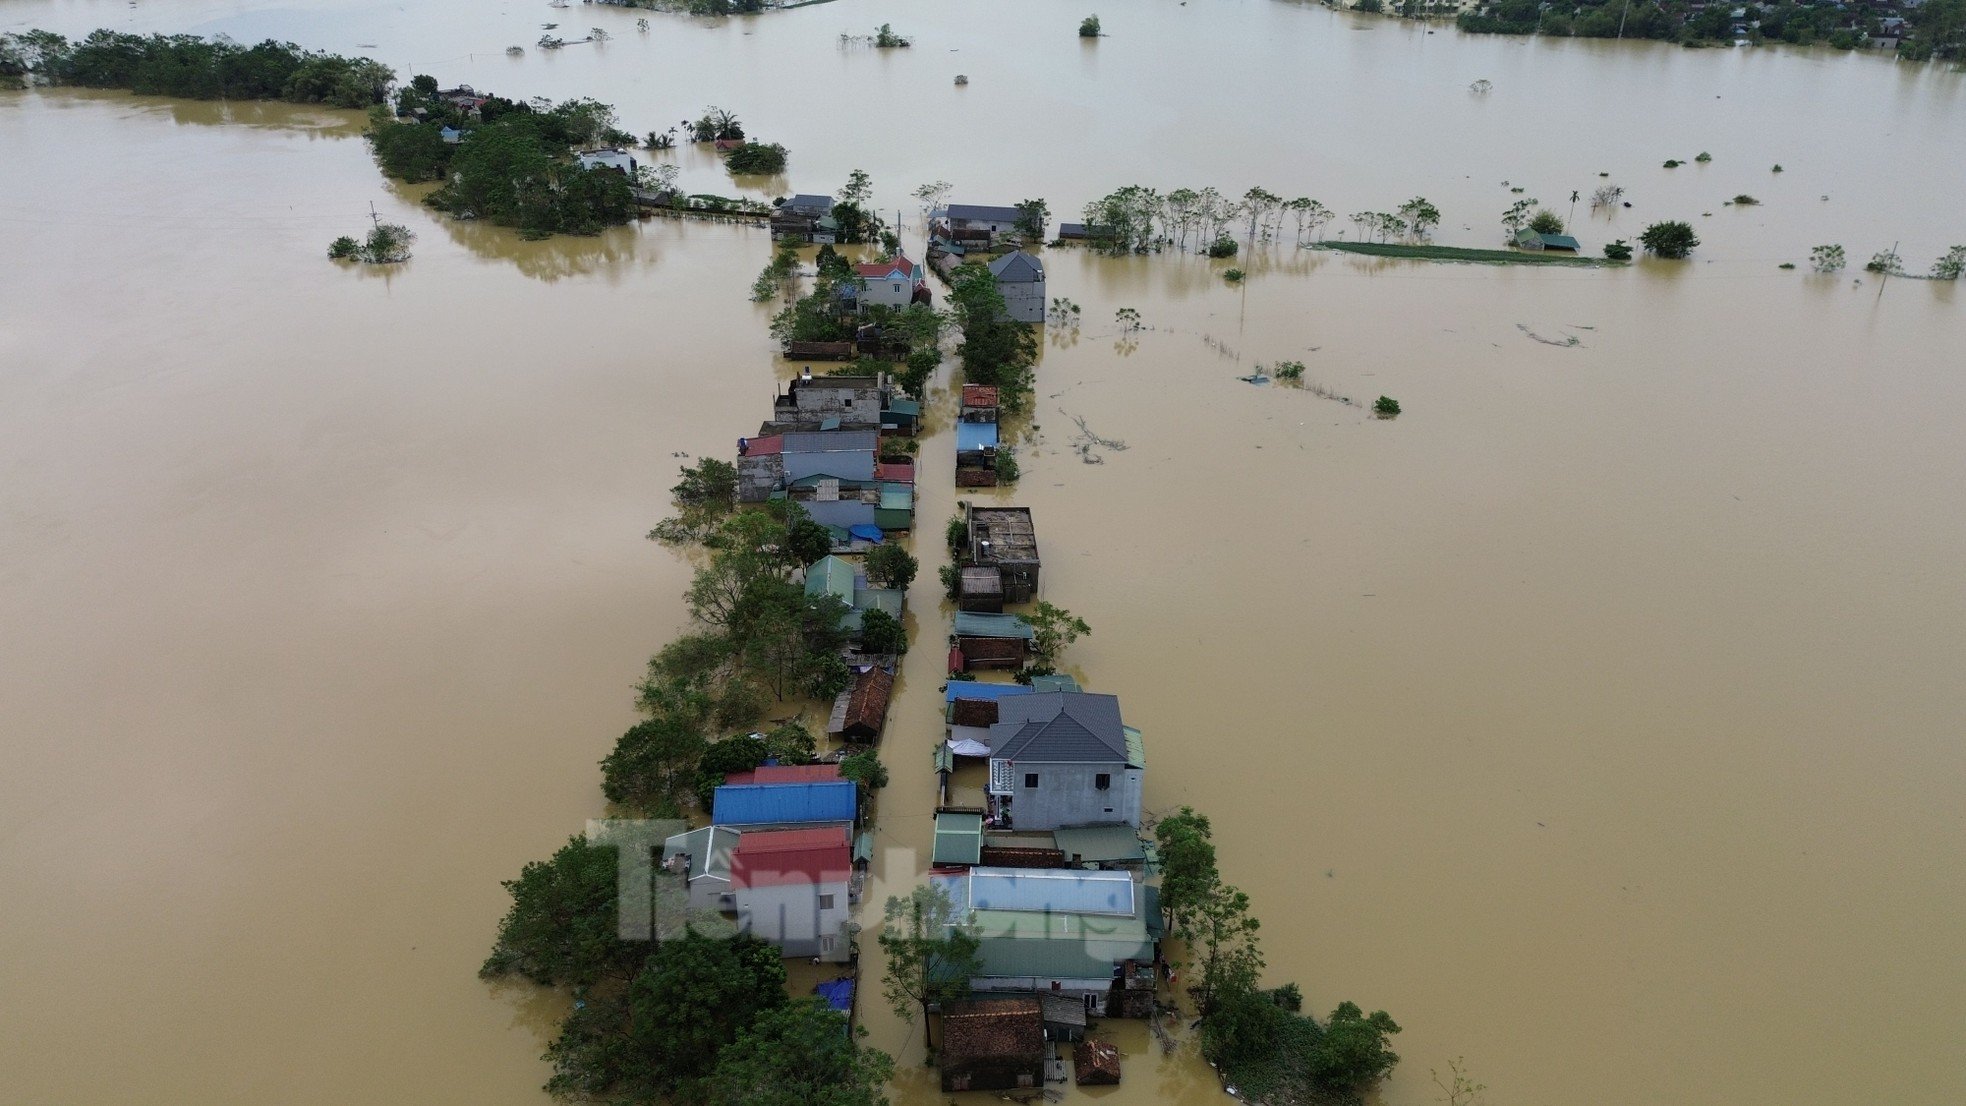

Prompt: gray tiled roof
[{"left": 989, "top": 692, "right": 1125, "bottom": 763}]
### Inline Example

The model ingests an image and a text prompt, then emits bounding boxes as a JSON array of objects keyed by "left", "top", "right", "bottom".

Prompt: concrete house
[
  {"left": 853, "top": 255, "right": 925, "bottom": 312},
  {"left": 986, "top": 693, "right": 1144, "bottom": 831},
  {"left": 940, "top": 203, "right": 1038, "bottom": 244},
  {"left": 660, "top": 824, "right": 741, "bottom": 916},
  {"left": 988, "top": 251, "right": 1046, "bottom": 323},
  {"left": 729, "top": 826, "right": 854, "bottom": 961},
  {"left": 576, "top": 148, "right": 638, "bottom": 175},
  {"left": 964, "top": 505, "right": 1040, "bottom": 607},
  {"left": 762, "top": 373, "right": 886, "bottom": 433}
]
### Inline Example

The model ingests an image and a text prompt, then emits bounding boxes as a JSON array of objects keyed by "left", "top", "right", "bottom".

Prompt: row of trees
[
  {"left": 1156, "top": 807, "right": 1404, "bottom": 1105},
  {"left": 1, "top": 29, "right": 392, "bottom": 105},
  {"left": 1080, "top": 187, "right": 1456, "bottom": 254},
  {"left": 1811, "top": 242, "right": 1965, "bottom": 279},
  {"left": 480, "top": 460, "right": 906, "bottom": 1102},
  {"left": 1454, "top": 0, "right": 1962, "bottom": 58},
  {"left": 947, "top": 263, "right": 1040, "bottom": 412}
]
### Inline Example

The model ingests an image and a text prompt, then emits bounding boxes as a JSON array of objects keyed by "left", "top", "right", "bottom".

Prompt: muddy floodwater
[{"left": 2, "top": 1, "right": 1963, "bottom": 1104}]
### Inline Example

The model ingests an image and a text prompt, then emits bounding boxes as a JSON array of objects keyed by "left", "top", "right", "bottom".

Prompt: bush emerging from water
[
  {"left": 1639, "top": 221, "right": 1700, "bottom": 259},
  {"left": 724, "top": 141, "right": 787, "bottom": 175},
  {"left": 1223, "top": 267, "right": 1246, "bottom": 283},
  {"left": 1603, "top": 239, "right": 1633, "bottom": 261},
  {"left": 1206, "top": 234, "right": 1239, "bottom": 259},
  {"left": 1374, "top": 396, "right": 1401, "bottom": 418},
  {"left": 1079, "top": 14, "right": 1101, "bottom": 36}
]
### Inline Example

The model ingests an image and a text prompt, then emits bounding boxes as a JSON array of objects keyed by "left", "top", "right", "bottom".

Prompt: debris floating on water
[{"left": 1517, "top": 323, "right": 1582, "bottom": 348}]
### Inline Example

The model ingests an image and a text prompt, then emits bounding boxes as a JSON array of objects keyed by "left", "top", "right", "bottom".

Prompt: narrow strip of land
[{"left": 1311, "top": 241, "right": 1617, "bottom": 266}]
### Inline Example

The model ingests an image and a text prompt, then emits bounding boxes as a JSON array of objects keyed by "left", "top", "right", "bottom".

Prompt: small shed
[
  {"left": 1052, "top": 825, "right": 1148, "bottom": 867},
  {"left": 939, "top": 997, "right": 1045, "bottom": 1093},
  {"left": 953, "top": 611, "right": 1035, "bottom": 672},
  {"left": 1074, "top": 1037, "right": 1122, "bottom": 1085},
  {"left": 1041, "top": 991, "right": 1089, "bottom": 1042},
  {"left": 932, "top": 809, "right": 985, "bottom": 866},
  {"left": 958, "top": 566, "right": 1005, "bottom": 612},
  {"left": 828, "top": 666, "right": 893, "bottom": 741}
]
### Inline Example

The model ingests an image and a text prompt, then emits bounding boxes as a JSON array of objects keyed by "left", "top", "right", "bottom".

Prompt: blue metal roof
[
  {"left": 712, "top": 780, "right": 857, "bottom": 827},
  {"left": 956, "top": 420, "right": 999, "bottom": 452},
  {"left": 944, "top": 681, "right": 1036, "bottom": 704}
]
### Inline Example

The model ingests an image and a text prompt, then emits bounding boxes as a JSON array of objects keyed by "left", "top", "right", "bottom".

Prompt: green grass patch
[{"left": 1312, "top": 242, "right": 1616, "bottom": 267}]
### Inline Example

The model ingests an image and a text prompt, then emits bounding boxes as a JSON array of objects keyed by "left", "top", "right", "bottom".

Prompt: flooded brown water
[{"left": 3, "top": 2, "right": 1963, "bottom": 1104}]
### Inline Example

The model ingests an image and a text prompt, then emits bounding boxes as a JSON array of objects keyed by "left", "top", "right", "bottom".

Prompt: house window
[
  {"left": 817, "top": 894, "right": 835, "bottom": 910},
  {"left": 1024, "top": 773, "right": 1039, "bottom": 789},
  {"left": 1095, "top": 773, "right": 1111, "bottom": 791}
]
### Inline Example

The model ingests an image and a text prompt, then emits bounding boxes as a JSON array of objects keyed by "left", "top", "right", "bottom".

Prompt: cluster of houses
[
  {"left": 735, "top": 370, "right": 918, "bottom": 545},
  {"left": 661, "top": 763, "right": 867, "bottom": 963},
  {"left": 919, "top": 503, "right": 1159, "bottom": 1092},
  {"left": 920, "top": 202, "right": 1049, "bottom": 321}
]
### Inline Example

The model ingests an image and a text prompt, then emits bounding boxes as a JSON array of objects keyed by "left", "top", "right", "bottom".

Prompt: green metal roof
[
  {"left": 933, "top": 811, "right": 985, "bottom": 866},
  {"left": 965, "top": 910, "right": 1156, "bottom": 979},
  {"left": 804, "top": 556, "right": 856, "bottom": 605},
  {"left": 1028, "top": 674, "right": 1080, "bottom": 693},
  {"left": 933, "top": 743, "right": 955, "bottom": 772},
  {"left": 1124, "top": 725, "right": 1144, "bottom": 769},
  {"left": 855, "top": 586, "right": 904, "bottom": 620},
  {"left": 885, "top": 398, "right": 922, "bottom": 417},
  {"left": 953, "top": 612, "right": 1034, "bottom": 641},
  {"left": 853, "top": 830, "right": 875, "bottom": 864}
]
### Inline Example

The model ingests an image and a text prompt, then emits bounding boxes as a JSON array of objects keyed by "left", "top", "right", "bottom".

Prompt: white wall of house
[
  {"left": 735, "top": 878, "right": 853, "bottom": 961},
  {"left": 992, "top": 760, "right": 1141, "bottom": 830},
  {"left": 858, "top": 277, "right": 915, "bottom": 311},
  {"left": 998, "top": 277, "right": 1046, "bottom": 323}
]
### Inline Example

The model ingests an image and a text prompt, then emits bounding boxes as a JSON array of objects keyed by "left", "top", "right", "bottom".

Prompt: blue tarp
[
  {"left": 848, "top": 524, "right": 886, "bottom": 543},
  {"left": 955, "top": 420, "right": 999, "bottom": 452},
  {"left": 814, "top": 977, "right": 854, "bottom": 1012},
  {"left": 711, "top": 781, "right": 857, "bottom": 827},
  {"left": 944, "top": 681, "right": 1036, "bottom": 704}
]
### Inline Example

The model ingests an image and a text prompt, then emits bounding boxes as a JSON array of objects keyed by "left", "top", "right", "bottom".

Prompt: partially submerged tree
[
  {"left": 705, "top": 999, "right": 895, "bottom": 1106},
  {"left": 1024, "top": 600, "right": 1090, "bottom": 672},
  {"left": 481, "top": 835, "right": 641, "bottom": 986},
  {"left": 1809, "top": 244, "right": 1846, "bottom": 273},
  {"left": 879, "top": 884, "right": 981, "bottom": 1049}
]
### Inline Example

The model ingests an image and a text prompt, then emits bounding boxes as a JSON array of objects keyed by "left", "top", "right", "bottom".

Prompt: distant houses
[
  {"left": 575, "top": 148, "right": 638, "bottom": 175},
  {"left": 988, "top": 250, "right": 1046, "bottom": 323},
  {"left": 771, "top": 193, "right": 839, "bottom": 243},
  {"left": 935, "top": 202, "right": 1041, "bottom": 247},
  {"left": 1514, "top": 227, "right": 1580, "bottom": 252}
]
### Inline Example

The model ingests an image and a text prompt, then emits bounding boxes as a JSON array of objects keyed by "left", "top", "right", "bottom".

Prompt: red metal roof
[
  {"left": 854, "top": 255, "right": 919, "bottom": 280},
  {"left": 741, "top": 434, "right": 784, "bottom": 457},
  {"left": 725, "top": 763, "right": 843, "bottom": 786},
  {"left": 730, "top": 826, "right": 852, "bottom": 889},
  {"left": 961, "top": 384, "right": 1000, "bottom": 408},
  {"left": 877, "top": 461, "right": 916, "bottom": 484}
]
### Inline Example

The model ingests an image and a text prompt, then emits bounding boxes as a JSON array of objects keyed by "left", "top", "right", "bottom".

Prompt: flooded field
[{"left": 2, "top": 2, "right": 1963, "bottom": 1105}]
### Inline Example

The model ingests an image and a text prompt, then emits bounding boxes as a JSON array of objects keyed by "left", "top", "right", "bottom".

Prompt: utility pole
[{"left": 1877, "top": 240, "right": 1898, "bottom": 302}]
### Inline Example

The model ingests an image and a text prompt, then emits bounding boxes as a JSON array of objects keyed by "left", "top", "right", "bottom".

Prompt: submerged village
[{"left": 7, "top": 12, "right": 1964, "bottom": 1106}]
